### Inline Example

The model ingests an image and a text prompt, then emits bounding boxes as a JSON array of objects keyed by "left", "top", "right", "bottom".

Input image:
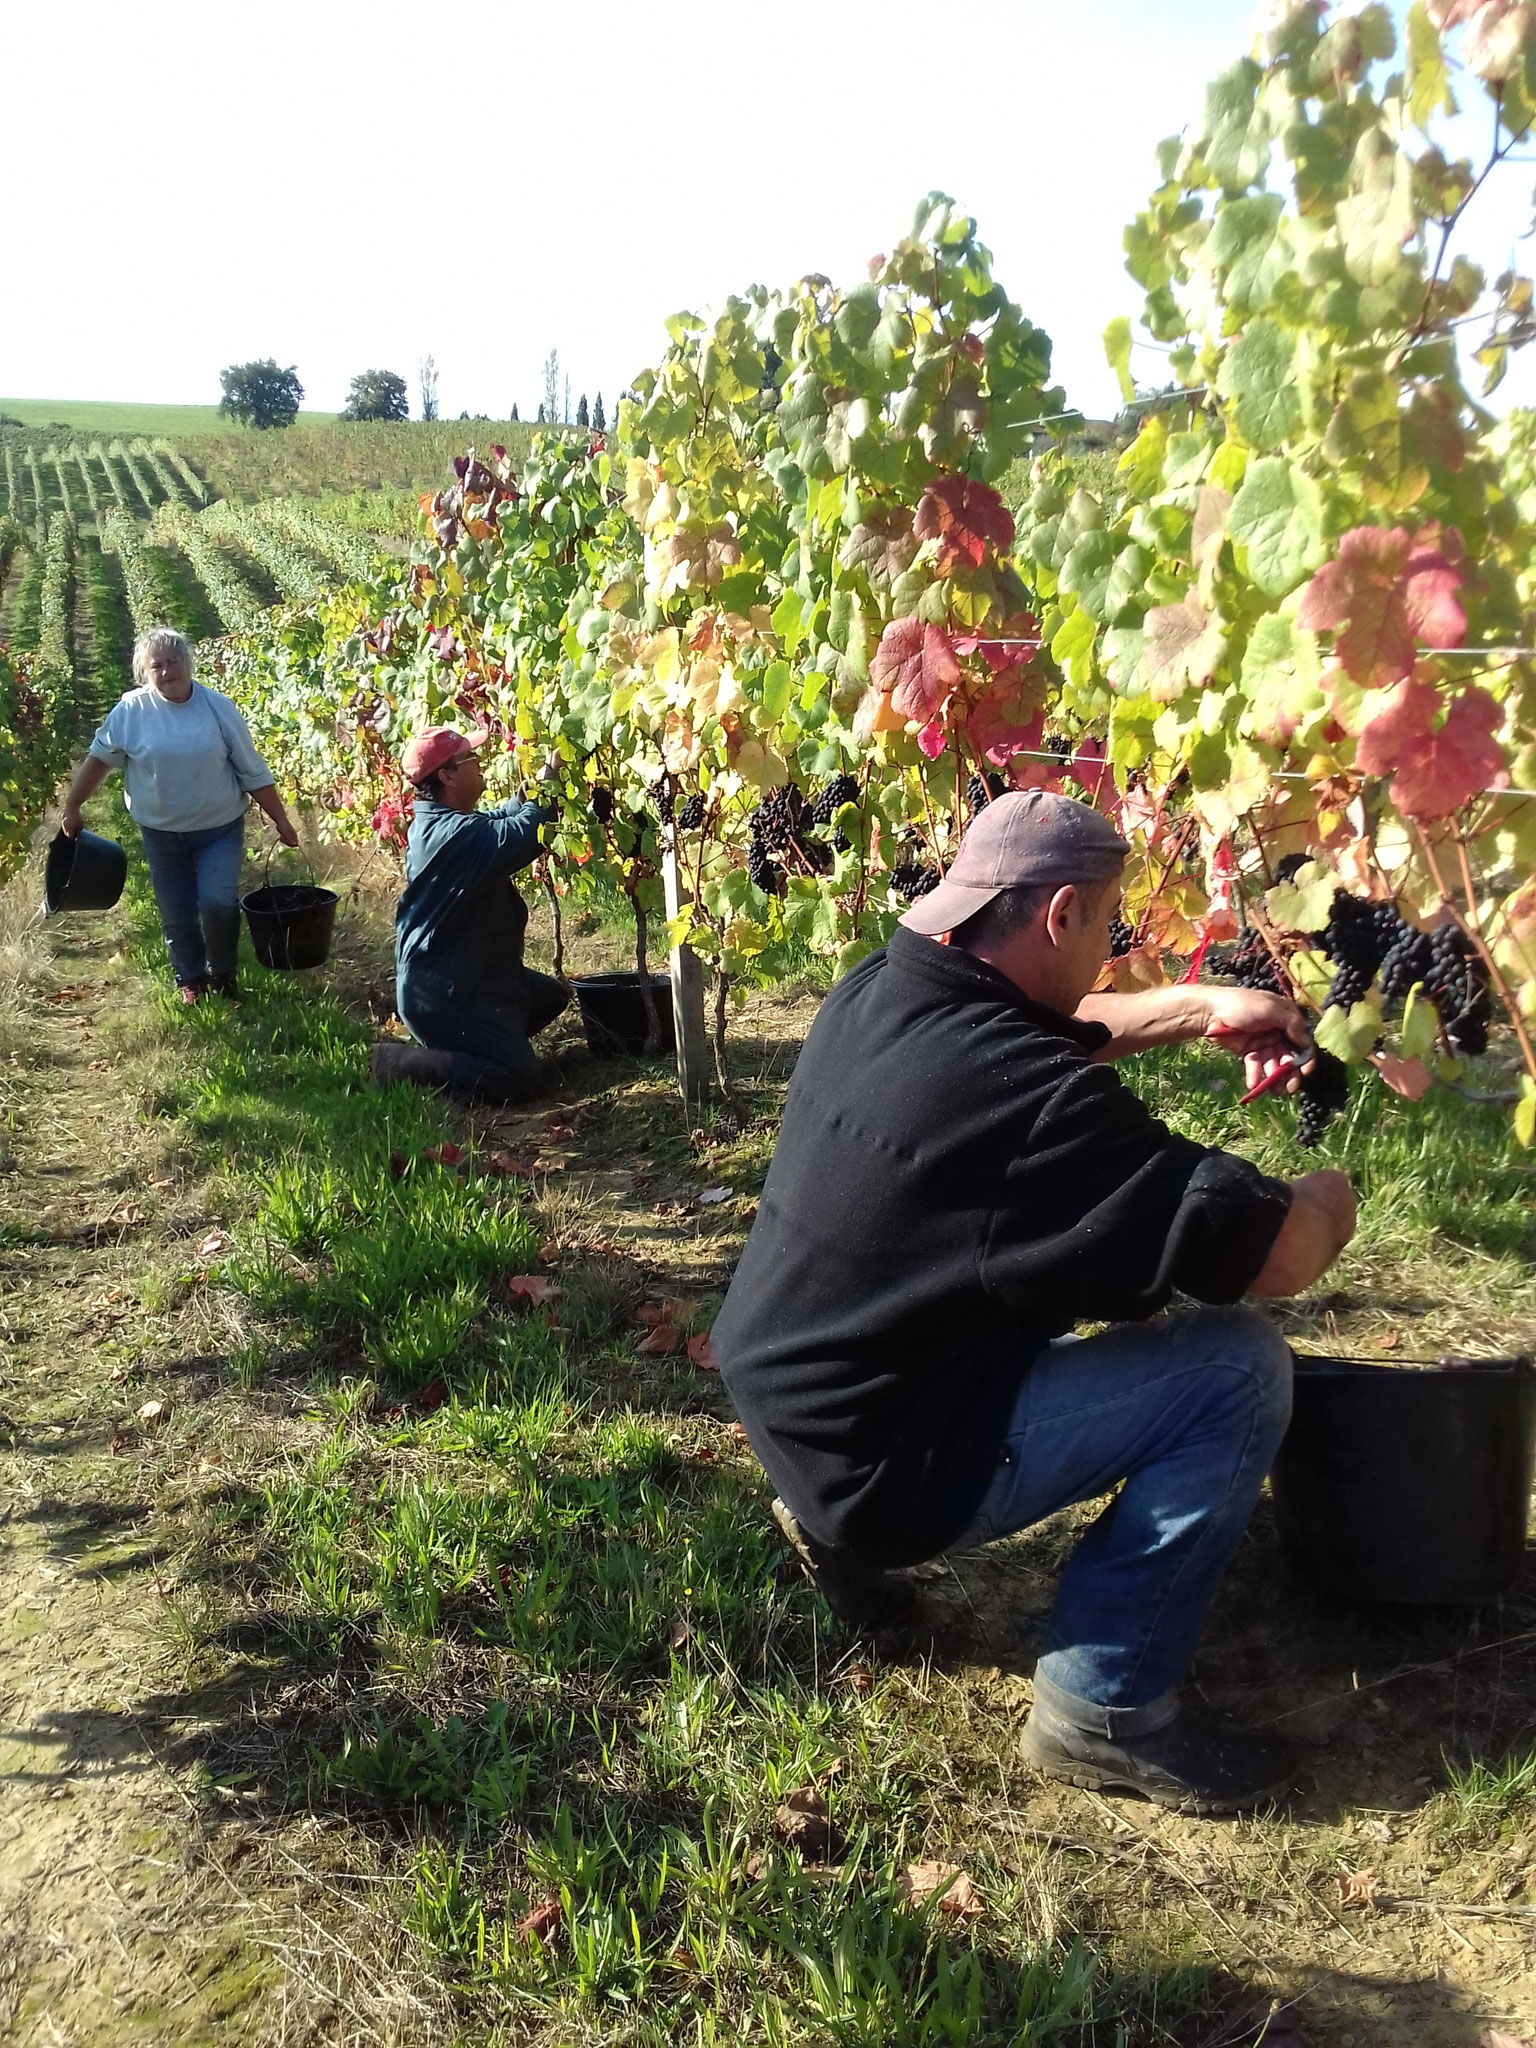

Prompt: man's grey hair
[
  {"left": 132, "top": 628, "right": 195, "bottom": 688},
  {"left": 952, "top": 873, "right": 1118, "bottom": 951}
]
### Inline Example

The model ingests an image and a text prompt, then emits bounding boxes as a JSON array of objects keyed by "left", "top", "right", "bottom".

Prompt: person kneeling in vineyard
[
  {"left": 713, "top": 790, "right": 1357, "bottom": 1816},
  {"left": 371, "top": 726, "right": 570, "bottom": 1101}
]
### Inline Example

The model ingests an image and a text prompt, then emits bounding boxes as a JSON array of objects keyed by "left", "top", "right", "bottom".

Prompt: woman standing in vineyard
[{"left": 59, "top": 628, "right": 298, "bottom": 1002}]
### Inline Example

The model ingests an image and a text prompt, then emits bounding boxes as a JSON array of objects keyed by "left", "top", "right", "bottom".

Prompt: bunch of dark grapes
[
  {"left": 1042, "top": 732, "right": 1071, "bottom": 763},
  {"left": 810, "top": 773, "right": 859, "bottom": 827},
  {"left": 677, "top": 792, "right": 707, "bottom": 831},
  {"left": 966, "top": 771, "right": 1005, "bottom": 811},
  {"left": 1296, "top": 1046, "right": 1349, "bottom": 1147},
  {"left": 1212, "top": 928, "right": 1287, "bottom": 997},
  {"left": 1108, "top": 917, "right": 1136, "bottom": 959},
  {"left": 891, "top": 863, "right": 940, "bottom": 900},
  {"left": 1319, "top": 890, "right": 1384, "bottom": 1012},
  {"left": 747, "top": 841, "right": 781, "bottom": 895},
  {"left": 1426, "top": 924, "right": 1491, "bottom": 1056},
  {"left": 590, "top": 785, "right": 614, "bottom": 825},
  {"left": 1378, "top": 913, "right": 1435, "bottom": 1006},
  {"left": 647, "top": 774, "right": 675, "bottom": 824},
  {"left": 1273, "top": 852, "right": 1309, "bottom": 884},
  {"left": 746, "top": 783, "right": 806, "bottom": 896}
]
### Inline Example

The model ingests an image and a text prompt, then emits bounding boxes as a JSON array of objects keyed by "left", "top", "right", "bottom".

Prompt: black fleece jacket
[{"left": 712, "top": 927, "right": 1292, "bottom": 1567}]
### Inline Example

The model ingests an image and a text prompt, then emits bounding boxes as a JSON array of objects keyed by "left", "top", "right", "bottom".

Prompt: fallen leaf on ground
[
  {"left": 898, "top": 1861, "right": 983, "bottom": 1919},
  {"left": 137, "top": 1399, "right": 170, "bottom": 1427},
  {"left": 109, "top": 1432, "right": 128, "bottom": 1454},
  {"left": 1478, "top": 2032, "right": 1532, "bottom": 2048},
  {"left": 505, "top": 1274, "right": 562, "bottom": 1307},
  {"left": 742, "top": 1850, "right": 770, "bottom": 1881},
  {"left": 844, "top": 1662, "right": 874, "bottom": 1697},
  {"left": 636, "top": 1297, "right": 699, "bottom": 1329},
  {"left": 420, "top": 1141, "right": 466, "bottom": 1168},
  {"left": 724, "top": 1420, "right": 749, "bottom": 1443},
  {"left": 636, "top": 1322, "right": 681, "bottom": 1357},
  {"left": 388, "top": 1150, "right": 408, "bottom": 1180},
  {"left": 46, "top": 985, "right": 93, "bottom": 1003},
  {"left": 1375, "top": 1330, "right": 1402, "bottom": 1351},
  {"left": 669, "top": 1615, "right": 694, "bottom": 1649},
  {"left": 687, "top": 1332, "right": 719, "bottom": 1371},
  {"left": 495, "top": 1563, "right": 515, "bottom": 1595},
  {"left": 536, "top": 1235, "right": 560, "bottom": 1263},
  {"left": 483, "top": 1150, "right": 534, "bottom": 1178},
  {"left": 698, "top": 1185, "right": 733, "bottom": 1204},
  {"left": 515, "top": 1896, "right": 562, "bottom": 1944},
  {"left": 414, "top": 1379, "right": 448, "bottom": 1414},
  {"left": 774, "top": 1787, "right": 833, "bottom": 1857},
  {"left": 1337, "top": 1867, "right": 1382, "bottom": 1908},
  {"left": 543, "top": 1119, "right": 577, "bottom": 1141},
  {"left": 197, "top": 1230, "right": 231, "bottom": 1260}
]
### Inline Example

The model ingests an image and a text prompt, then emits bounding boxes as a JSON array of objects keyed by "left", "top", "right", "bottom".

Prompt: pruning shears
[{"left": 1238, "top": 1041, "right": 1316, "bottom": 1106}]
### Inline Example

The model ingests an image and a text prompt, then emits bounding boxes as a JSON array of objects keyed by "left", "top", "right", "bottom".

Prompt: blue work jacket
[{"left": 395, "top": 796, "right": 551, "bottom": 1011}]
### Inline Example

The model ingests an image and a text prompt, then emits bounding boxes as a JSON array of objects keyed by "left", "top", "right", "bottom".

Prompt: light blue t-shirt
[{"left": 89, "top": 683, "right": 273, "bottom": 832}]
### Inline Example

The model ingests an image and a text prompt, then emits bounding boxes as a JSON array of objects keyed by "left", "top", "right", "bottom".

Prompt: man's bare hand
[
  {"left": 1202, "top": 984, "right": 1312, "bottom": 1094},
  {"left": 1250, "top": 1169, "right": 1357, "bottom": 1297}
]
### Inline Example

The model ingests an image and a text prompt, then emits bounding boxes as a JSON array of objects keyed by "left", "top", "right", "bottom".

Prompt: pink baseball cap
[
  {"left": 900, "top": 789, "right": 1129, "bottom": 936},
  {"left": 401, "top": 725, "right": 486, "bottom": 786}
]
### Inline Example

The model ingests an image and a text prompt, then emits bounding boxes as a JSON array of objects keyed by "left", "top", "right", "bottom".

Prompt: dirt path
[{"left": 0, "top": 914, "right": 281, "bottom": 2045}]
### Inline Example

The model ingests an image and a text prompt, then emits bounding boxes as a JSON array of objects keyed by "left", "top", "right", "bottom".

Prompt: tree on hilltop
[
  {"left": 342, "top": 369, "right": 409, "bottom": 422},
  {"left": 592, "top": 392, "right": 604, "bottom": 432},
  {"left": 576, "top": 393, "right": 589, "bottom": 428},
  {"left": 542, "top": 350, "right": 560, "bottom": 425},
  {"left": 218, "top": 360, "right": 303, "bottom": 430},
  {"left": 510, "top": 404, "right": 519, "bottom": 421},
  {"left": 418, "top": 355, "right": 440, "bottom": 422}
]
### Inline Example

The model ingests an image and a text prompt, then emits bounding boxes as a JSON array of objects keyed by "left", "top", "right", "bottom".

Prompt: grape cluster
[
  {"left": 647, "top": 774, "right": 675, "bottom": 824},
  {"left": 746, "top": 783, "right": 808, "bottom": 896},
  {"left": 1425, "top": 924, "right": 1491, "bottom": 1056},
  {"left": 590, "top": 785, "right": 614, "bottom": 825},
  {"left": 966, "top": 771, "right": 1005, "bottom": 811},
  {"left": 678, "top": 792, "right": 707, "bottom": 831},
  {"left": 810, "top": 773, "right": 859, "bottom": 826},
  {"left": 1378, "top": 919, "right": 1434, "bottom": 1006},
  {"left": 1042, "top": 732, "right": 1071, "bottom": 763},
  {"left": 1273, "top": 851, "right": 1309, "bottom": 885},
  {"left": 1318, "top": 891, "right": 1387, "bottom": 1012},
  {"left": 891, "top": 862, "right": 940, "bottom": 900},
  {"left": 1108, "top": 917, "right": 1136, "bottom": 959},
  {"left": 1296, "top": 1046, "right": 1350, "bottom": 1147},
  {"left": 1212, "top": 929, "right": 1287, "bottom": 997}
]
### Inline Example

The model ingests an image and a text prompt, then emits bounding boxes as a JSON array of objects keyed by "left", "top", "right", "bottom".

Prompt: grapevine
[
  {"left": 101, "top": 506, "right": 173, "bottom": 636},
  {"left": 150, "top": 503, "right": 266, "bottom": 633}
]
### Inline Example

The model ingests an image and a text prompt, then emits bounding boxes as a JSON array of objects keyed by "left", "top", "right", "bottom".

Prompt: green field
[{"left": 0, "top": 396, "right": 338, "bottom": 434}]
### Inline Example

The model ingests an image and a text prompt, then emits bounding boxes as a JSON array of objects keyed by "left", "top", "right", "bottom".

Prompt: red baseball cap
[{"left": 401, "top": 725, "right": 486, "bottom": 786}]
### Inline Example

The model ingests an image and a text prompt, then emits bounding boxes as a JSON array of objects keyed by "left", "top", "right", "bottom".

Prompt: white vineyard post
[{"left": 661, "top": 837, "right": 709, "bottom": 1110}]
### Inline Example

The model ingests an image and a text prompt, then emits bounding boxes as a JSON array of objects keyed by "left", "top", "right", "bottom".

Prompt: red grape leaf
[
  {"left": 1372, "top": 1052, "right": 1433, "bottom": 1100},
  {"left": 913, "top": 476, "right": 1015, "bottom": 575},
  {"left": 636, "top": 1322, "right": 681, "bottom": 1356},
  {"left": 506, "top": 1273, "right": 562, "bottom": 1306},
  {"left": 687, "top": 1331, "right": 720, "bottom": 1370},
  {"left": 839, "top": 509, "right": 919, "bottom": 588},
  {"left": 1297, "top": 526, "right": 1465, "bottom": 689},
  {"left": 870, "top": 618, "right": 961, "bottom": 724},
  {"left": 414, "top": 1378, "right": 448, "bottom": 1414},
  {"left": 420, "top": 1141, "right": 467, "bottom": 1169},
  {"left": 1357, "top": 680, "right": 1505, "bottom": 816}
]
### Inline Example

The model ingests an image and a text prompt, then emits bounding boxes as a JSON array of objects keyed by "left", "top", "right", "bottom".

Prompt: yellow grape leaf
[
  {"left": 1399, "top": 983, "right": 1439, "bottom": 1059},
  {"left": 1288, "top": 946, "right": 1333, "bottom": 1008},
  {"left": 1315, "top": 996, "right": 1382, "bottom": 1064},
  {"left": 1516, "top": 1077, "right": 1536, "bottom": 1150},
  {"left": 1266, "top": 860, "right": 1336, "bottom": 932}
]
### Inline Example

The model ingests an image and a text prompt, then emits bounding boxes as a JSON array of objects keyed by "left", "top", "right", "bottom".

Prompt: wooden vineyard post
[{"left": 662, "top": 840, "right": 709, "bottom": 1109}]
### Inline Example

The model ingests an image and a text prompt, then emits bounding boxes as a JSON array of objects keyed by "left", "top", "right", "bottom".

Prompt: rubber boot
[{"left": 370, "top": 1041, "right": 455, "bottom": 1089}]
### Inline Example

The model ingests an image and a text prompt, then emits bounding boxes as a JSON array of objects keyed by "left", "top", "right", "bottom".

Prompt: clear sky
[{"left": 6, "top": 0, "right": 1533, "bottom": 420}]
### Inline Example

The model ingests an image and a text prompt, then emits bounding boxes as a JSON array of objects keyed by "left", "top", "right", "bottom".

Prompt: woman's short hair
[{"left": 132, "top": 629, "right": 195, "bottom": 688}]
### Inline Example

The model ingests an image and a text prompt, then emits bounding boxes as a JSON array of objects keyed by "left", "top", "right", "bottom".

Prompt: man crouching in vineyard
[
  {"left": 714, "top": 789, "right": 1356, "bottom": 1816},
  {"left": 370, "top": 726, "right": 570, "bottom": 1101}
]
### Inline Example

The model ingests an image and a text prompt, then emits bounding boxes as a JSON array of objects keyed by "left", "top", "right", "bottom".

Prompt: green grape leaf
[
  {"left": 1229, "top": 458, "right": 1327, "bottom": 596},
  {"left": 1208, "top": 195, "right": 1290, "bottom": 313},
  {"left": 1399, "top": 982, "right": 1439, "bottom": 1059},
  {"left": 1315, "top": 996, "right": 1384, "bottom": 1064},
  {"left": 1240, "top": 612, "right": 1325, "bottom": 742},
  {"left": 1515, "top": 1075, "right": 1536, "bottom": 1150},
  {"left": 1201, "top": 58, "right": 1270, "bottom": 192},
  {"left": 1288, "top": 948, "right": 1334, "bottom": 1009},
  {"left": 1059, "top": 530, "right": 1118, "bottom": 622},
  {"left": 1216, "top": 320, "right": 1300, "bottom": 450},
  {"left": 1337, "top": 131, "right": 1417, "bottom": 287},
  {"left": 772, "top": 589, "right": 807, "bottom": 658}
]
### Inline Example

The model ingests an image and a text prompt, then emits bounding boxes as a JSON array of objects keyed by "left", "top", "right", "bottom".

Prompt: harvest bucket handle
[{"left": 260, "top": 840, "right": 319, "bottom": 894}]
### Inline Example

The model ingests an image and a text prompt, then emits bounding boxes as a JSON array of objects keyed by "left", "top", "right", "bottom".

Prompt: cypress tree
[
  {"left": 593, "top": 392, "right": 605, "bottom": 432},
  {"left": 576, "top": 394, "right": 589, "bottom": 428}
]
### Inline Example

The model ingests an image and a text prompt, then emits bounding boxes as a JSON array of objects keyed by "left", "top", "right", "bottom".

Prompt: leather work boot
[
  {"left": 1021, "top": 1694, "right": 1296, "bottom": 1816},
  {"left": 370, "top": 1041, "right": 455, "bottom": 1089},
  {"left": 771, "top": 1498, "right": 915, "bottom": 1636}
]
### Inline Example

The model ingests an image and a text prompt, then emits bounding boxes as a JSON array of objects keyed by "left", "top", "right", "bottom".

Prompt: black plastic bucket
[
  {"left": 1272, "top": 1352, "right": 1536, "bottom": 1604},
  {"left": 572, "top": 972, "right": 676, "bottom": 1057},
  {"left": 44, "top": 829, "right": 127, "bottom": 915},
  {"left": 240, "top": 882, "right": 339, "bottom": 971}
]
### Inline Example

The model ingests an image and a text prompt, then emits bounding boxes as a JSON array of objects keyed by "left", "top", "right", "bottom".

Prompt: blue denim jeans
[
  {"left": 955, "top": 1306, "right": 1292, "bottom": 1734},
  {"left": 138, "top": 814, "right": 246, "bottom": 988},
  {"left": 397, "top": 973, "right": 570, "bottom": 1102}
]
